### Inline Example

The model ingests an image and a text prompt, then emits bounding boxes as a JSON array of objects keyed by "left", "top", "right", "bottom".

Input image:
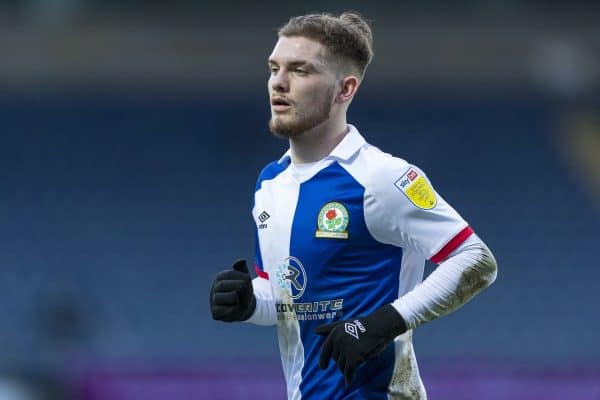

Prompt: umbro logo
[
  {"left": 258, "top": 211, "right": 270, "bottom": 229},
  {"left": 344, "top": 320, "right": 366, "bottom": 340},
  {"left": 258, "top": 211, "right": 270, "bottom": 223}
]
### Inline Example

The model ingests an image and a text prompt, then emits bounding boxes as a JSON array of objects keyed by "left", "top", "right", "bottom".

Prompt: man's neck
[{"left": 289, "top": 117, "right": 348, "bottom": 164}]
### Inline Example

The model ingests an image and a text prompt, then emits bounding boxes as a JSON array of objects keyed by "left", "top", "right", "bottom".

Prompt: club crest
[{"left": 315, "top": 202, "right": 349, "bottom": 239}]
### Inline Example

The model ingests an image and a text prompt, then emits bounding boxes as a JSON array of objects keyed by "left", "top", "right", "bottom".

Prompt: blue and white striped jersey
[{"left": 249, "top": 125, "right": 472, "bottom": 399}]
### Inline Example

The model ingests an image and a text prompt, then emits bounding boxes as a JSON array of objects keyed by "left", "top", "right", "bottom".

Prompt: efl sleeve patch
[{"left": 394, "top": 168, "right": 437, "bottom": 209}]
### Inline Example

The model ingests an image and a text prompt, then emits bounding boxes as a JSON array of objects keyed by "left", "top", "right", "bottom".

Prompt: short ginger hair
[{"left": 278, "top": 12, "right": 374, "bottom": 78}]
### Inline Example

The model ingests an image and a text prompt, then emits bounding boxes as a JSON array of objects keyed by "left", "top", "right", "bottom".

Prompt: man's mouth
[{"left": 271, "top": 97, "right": 292, "bottom": 112}]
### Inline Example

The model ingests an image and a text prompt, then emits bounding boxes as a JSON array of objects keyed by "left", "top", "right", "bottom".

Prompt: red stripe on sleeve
[
  {"left": 430, "top": 226, "right": 474, "bottom": 264},
  {"left": 255, "top": 265, "right": 269, "bottom": 279}
]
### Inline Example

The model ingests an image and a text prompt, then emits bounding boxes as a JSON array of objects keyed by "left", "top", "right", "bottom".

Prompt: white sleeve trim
[
  {"left": 245, "top": 277, "right": 277, "bottom": 326},
  {"left": 392, "top": 234, "right": 497, "bottom": 330}
]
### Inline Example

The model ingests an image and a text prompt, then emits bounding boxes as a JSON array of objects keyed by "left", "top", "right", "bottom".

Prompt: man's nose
[{"left": 270, "top": 71, "right": 289, "bottom": 92}]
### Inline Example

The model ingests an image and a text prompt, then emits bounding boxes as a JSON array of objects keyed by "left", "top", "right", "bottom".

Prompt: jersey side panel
[
  {"left": 253, "top": 160, "right": 290, "bottom": 275},
  {"left": 255, "top": 162, "right": 306, "bottom": 399}
]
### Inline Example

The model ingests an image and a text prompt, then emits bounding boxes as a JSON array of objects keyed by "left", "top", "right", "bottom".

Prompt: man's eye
[
  {"left": 294, "top": 69, "right": 308, "bottom": 75},
  {"left": 269, "top": 67, "right": 279, "bottom": 73}
]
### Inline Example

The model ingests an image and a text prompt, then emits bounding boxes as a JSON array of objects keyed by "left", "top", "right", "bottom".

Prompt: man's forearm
[
  {"left": 245, "top": 277, "right": 278, "bottom": 326},
  {"left": 392, "top": 234, "right": 497, "bottom": 330}
]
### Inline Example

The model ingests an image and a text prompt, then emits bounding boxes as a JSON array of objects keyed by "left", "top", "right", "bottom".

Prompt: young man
[{"left": 210, "top": 12, "right": 497, "bottom": 399}]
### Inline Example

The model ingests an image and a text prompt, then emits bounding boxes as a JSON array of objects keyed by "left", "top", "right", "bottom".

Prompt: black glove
[
  {"left": 315, "top": 304, "right": 407, "bottom": 386},
  {"left": 210, "top": 259, "right": 256, "bottom": 322}
]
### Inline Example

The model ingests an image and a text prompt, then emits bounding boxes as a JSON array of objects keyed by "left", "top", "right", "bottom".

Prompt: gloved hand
[
  {"left": 210, "top": 259, "right": 256, "bottom": 322},
  {"left": 315, "top": 304, "right": 407, "bottom": 386}
]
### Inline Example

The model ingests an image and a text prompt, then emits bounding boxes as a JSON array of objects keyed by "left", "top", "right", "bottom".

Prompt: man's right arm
[
  {"left": 209, "top": 259, "right": 277, "bottom": 326},
  {"left": 210, "top": 259, "right": 256, "bottom": 322},
  {"left": 210, "top": 162, "right": 281, "bottom": 326},
  {"left": 245, "top": 276, "right": 278, "bottom": 326}
]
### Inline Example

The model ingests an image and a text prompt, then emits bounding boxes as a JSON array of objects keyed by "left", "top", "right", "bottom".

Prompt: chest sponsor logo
[
  {"left": 315, "top": 202, "right": 349, "bottom": 239},
  {"left": 275, "top": 256, "right": 307, "bottom": 300},
  {"left": 394, "top": 168, "right": 437, "bottom": 209},
  {"left": 273, "top": 256, "right": 344, "bottom": 322}
]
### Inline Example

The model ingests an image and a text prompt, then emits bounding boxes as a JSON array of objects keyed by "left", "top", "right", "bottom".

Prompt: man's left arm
[
  {"left": 316, "top": 162, "right": 497, "bottom": 385},
  {"left": 316, "top": 234, "right": 496, "bottom": 385},
  {"left": 392, "top": 233, "right": 497, "bottom": 329}
]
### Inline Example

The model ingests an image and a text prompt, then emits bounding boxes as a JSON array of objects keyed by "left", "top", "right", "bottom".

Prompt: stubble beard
[{"left": 268, "top": 87, "right": 334, "bottom": 139}]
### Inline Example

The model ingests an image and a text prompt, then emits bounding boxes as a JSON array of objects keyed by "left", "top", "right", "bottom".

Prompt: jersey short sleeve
[
  {"left": 251, "top": 160, "right": 289, "bottom": 279},
  {"left": 362, "top": 151, "right": 472, "bottom": 263},
  {"left": 252, "top": 226, "right": 269, "bottom": 279}
]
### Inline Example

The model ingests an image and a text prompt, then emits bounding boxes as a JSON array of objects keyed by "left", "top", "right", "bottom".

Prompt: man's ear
[{"left": 335, "top": 75, "right": 360, "bottom": 104}]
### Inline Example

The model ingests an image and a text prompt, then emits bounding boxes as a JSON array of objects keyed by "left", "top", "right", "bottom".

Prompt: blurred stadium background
[{"left": 1, "top": 1, "right": 599, "bottom": 399}]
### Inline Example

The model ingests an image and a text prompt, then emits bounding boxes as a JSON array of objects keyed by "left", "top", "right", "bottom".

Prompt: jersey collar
[{"left": 277, "top": 124, "right": 366, "bottom": 164}]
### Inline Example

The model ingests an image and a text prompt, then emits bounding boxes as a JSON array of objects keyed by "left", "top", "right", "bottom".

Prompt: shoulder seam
[{"left": 255, "top": 160, "right": 288, "bottom": 191}]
